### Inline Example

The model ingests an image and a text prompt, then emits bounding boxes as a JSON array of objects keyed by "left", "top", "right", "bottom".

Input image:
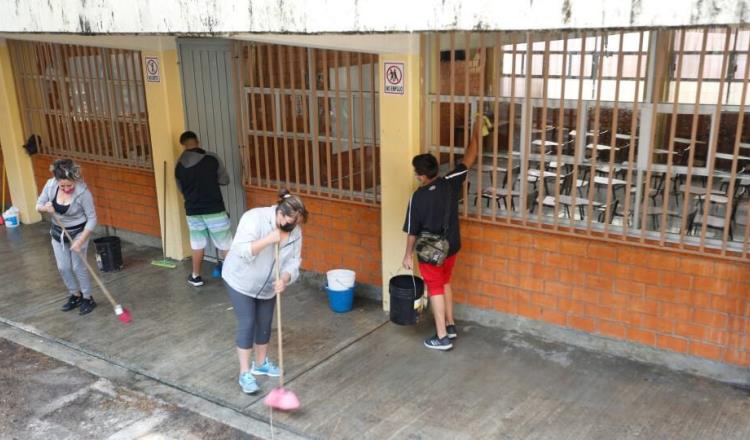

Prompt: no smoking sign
[{"left": 384, "top": 62, "right": 405, "bottom": 95}]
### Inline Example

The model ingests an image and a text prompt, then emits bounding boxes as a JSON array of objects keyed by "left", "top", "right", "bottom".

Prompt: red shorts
[{"left": 418, "top": 254, "right": 457, "bottom": 296}]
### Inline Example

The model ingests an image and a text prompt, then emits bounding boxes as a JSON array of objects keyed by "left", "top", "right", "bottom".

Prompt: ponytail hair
[
  {"left": 50, "top": 159, "right": 82, "bottom": 182},
  {"left": 276, "top": 188, "right": 309, "bottom": 223}
]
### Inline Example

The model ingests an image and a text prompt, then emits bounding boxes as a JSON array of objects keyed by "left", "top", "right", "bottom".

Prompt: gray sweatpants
[
  {"left": 225, "top": 283, "right": 276, "bottom": 349},
  {"left": 51, "top": 238, "right": 92, "bottom": 298}
]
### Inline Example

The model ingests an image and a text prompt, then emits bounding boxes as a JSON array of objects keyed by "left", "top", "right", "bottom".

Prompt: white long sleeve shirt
[{"left": 221, "top": 206, "right": 302, "bottom": 299}]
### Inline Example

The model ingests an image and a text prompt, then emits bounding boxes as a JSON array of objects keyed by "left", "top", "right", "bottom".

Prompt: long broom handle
[
  {"left": 51, "top": 213, "right": 119, "bottom": 310},
  {"left": 275, "top": 243, "right": 285, "bottom": 387}
]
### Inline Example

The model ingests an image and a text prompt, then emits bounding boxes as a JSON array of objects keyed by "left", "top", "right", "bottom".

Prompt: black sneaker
[
  {"left": 79, "top": 297, "right": 97, "bottom": 315},
  {"left": 188, "top": 274, "right": 204, "bottom": 287},
  {"left": 446, "top": 324, "right": 458, "bottom": 340},
  {"left": 424, "top": 335, "right": 453, "bottom": 351},
  {"left": 61, "top": 294, "right": 82, "bottom": 312}
]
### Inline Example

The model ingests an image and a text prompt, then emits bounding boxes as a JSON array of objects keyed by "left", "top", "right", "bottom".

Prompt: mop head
[
  {"left": 150, "top": 258, "right": 177, "bottom": 269},
  {"left": 264, "top": 388, "right": 300, "bottom": 411},
  {"left": 115, "top": 305, "right": 132, "bottom": 324}
]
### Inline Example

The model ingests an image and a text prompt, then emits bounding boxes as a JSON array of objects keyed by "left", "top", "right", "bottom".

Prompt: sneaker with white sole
[
  {"left": 238, "top": 371, "right": 259, "bottom": 394},
  {"left": 424, "top": 335, "right": 453, "bottom": 351},
  {"left": 188, "top": 274, "right": 204, "bottom": 287},
  {"left": 446, "top": 324, "right": 458, "bottom": 340},
  {"left": 251, "top": 358, "right": 281, "bottom": 377}
]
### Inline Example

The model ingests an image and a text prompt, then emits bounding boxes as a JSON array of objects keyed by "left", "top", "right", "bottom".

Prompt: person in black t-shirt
[
  {"left": 403, "top": 115, "right": 484, "bottom": 351},
  {"left": 175, "top": 131, "right": 232, "bottom": 287}
]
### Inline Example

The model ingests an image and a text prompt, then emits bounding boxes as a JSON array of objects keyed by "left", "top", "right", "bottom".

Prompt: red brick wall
[
  {"left": 246, "top": 188, "right": 382, "bottom": 286},
  {"left": 453, "top": 220, "right": 750, "bottom": 367},
  {"left": 32, "top": 155, "right": 160, "bottom": 237}
]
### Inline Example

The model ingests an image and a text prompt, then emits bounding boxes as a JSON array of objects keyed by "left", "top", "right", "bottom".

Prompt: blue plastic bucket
[{"left": 325, "top": 285, "right": 354, "bottom": 313}]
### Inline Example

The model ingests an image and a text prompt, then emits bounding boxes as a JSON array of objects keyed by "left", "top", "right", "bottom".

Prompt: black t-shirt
[{"left": 403, "top": 163, "right": 468, "bottom": 257}]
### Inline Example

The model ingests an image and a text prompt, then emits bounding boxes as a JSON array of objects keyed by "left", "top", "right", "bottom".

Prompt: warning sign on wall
[
  {"left": 384, "top": 62, "right": 405, "bottom": 95},
  {"left": 144, "top": 56, "right": 161, "bottom": 82}
]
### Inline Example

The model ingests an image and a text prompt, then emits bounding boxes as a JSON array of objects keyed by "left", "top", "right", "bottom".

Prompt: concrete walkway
[
  {"left": 2, "top": 223, "right": 750, "bottom": 439},
  {"left": 0, "top": 338, "right": 255, "bottom": 439}
]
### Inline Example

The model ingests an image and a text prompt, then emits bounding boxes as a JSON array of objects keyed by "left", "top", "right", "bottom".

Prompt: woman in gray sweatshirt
[
  {"left": 221, "top": 189, "right": 307, "bottom": 394},
  {"left": 36, "top": 159, "right": 98, "bottom": 315}
]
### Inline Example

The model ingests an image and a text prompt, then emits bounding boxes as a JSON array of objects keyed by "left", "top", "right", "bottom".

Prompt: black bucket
[
  {"left": 93, "top": 236, "right": 123, "bottom": 272},
  {"left": 389, "top": 274, "right": 425, "bottom": 325}
]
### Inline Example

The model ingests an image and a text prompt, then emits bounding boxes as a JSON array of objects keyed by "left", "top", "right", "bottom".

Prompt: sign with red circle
[{"left": 384, "top": 62, "right": 405, "bottom": 95}]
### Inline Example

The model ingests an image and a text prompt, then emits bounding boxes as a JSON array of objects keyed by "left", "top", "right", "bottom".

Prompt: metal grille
[
  {"left": 8, "top": 40, "right": 153, "bottom": 169},
  {"left": 421, "top": 28, "right": 750, "bottom": 261},
  {"left": 233, "top": 42, "right": 380, "bottom": 205}
]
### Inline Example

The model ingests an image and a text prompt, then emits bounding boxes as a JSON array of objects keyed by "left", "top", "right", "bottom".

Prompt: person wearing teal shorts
[{"left": 175, "top": 131, "right": 233, "bottom": 286}]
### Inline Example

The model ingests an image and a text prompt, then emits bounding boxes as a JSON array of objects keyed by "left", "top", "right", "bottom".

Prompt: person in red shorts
[{"left": 402, "top": 115, "right": 483, "bottom": 350}]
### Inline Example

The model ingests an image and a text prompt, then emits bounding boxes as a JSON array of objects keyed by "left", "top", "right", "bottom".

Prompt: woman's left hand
[
  {"left": 70, "top": 238, "right": 83, "bottom": 253},
  {"left": 274, "top": 278, "right": 287, "bottom": 294}
]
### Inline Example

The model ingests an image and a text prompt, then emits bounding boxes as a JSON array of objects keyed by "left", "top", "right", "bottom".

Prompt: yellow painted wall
[
  {"left": 379, "top": 50, "right": 422, "bottom": 311},
  {"left": 0, "top": 40, "right": 40, "bottom": 224},
  {"left": 142, "top": 48, "right": 191, "bottom": 260}
]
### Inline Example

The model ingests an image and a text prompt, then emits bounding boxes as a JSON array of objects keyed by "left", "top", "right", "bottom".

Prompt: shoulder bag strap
[{"left": 442, "top": 183, "right": 452, "bottom": 237}]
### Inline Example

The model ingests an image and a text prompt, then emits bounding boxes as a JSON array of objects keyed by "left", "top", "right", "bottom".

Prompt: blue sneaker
[
  {"left": 238, "top": 371, "right": 259, "bottom": 394},
  {"left": 211, "top": 261, "right": 223, "bottom": 279},
  {"left": 251, "top": 358, "right": 281, "bottom": 377},
  {"left": 424, "top": 334, "right": 453, "bottom": 351}
]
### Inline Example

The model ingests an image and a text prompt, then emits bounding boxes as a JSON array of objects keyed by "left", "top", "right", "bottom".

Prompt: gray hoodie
[
  {"left": 222, "top": 207, "right": 302, "bottom": 299},
  {"left": 36, "top": 178, "right": 97, "bottom": 231}
]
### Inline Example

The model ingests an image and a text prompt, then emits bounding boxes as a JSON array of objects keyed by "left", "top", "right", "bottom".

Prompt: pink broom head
[
  {"left": 115, "top": 305, "right": 132, "bottom": 324},
  {"left": 264, "top": 387, "right": 300, "bottom": 411}
]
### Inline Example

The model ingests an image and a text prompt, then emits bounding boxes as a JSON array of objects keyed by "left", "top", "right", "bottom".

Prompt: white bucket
[
  {"left": 327, "top": 269, "right": 356, "bottom": 290},
  {"left": 2, "top": 207, "right": 19, "bottom": 228}
]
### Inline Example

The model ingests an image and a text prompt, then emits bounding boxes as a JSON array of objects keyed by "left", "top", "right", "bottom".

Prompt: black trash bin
[
  {"left": 389, "top": 274, "right": 425, "bottom": 325},
  {"left": 93, "top": 236, "right": 123, "bottom": 272}
]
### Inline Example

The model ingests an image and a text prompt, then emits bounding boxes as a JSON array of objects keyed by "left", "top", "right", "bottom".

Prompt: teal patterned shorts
[{"left": 186, "top": 212, "right": 233, "bottom": 251}]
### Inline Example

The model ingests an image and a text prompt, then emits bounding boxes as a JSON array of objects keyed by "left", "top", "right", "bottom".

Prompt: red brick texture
[
  {"left": 246, "top": 188, "right": 382, "bottom": 287},
  {"left": 452, "top": 220, "right": 750, "bottom": 367},
  {"left": 32, "top": 155, "right": 160, "bottom": 237}
]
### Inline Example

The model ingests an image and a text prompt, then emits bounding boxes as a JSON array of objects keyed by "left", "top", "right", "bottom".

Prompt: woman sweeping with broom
[
  {"left": 36, "top": 159, "right": 98, "bottom": 315},
  {"left": 222, "top": 189, "right": 307, "bottom": 396}
]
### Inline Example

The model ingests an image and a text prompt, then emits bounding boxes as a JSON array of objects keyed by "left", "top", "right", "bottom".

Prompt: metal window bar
[
  {"left": 233, "top": 42, "right": 380, "bottom": 205},
  {"left": 422, "top": 27, "right": 750, "bottom": 262}
]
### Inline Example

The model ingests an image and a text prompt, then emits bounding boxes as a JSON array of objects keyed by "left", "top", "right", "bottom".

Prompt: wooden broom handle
[
  {"left": 51, "top": 213, "right": 118, "bottom": 309},
  {"left": 275, "top": 243, "right": 285, "bottom": 387}
]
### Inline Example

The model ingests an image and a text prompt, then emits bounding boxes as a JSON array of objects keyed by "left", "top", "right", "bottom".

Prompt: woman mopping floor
[
  {"left": 36, "top": 159, "right": 98, "bottom": 315},
  {"left": 221, "top": 189, "right": 308, "bottom": 395}
]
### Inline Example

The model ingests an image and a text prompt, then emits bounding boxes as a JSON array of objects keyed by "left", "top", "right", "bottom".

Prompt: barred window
[
  {"left": 422, "top": 28, "right": 750, "bottom": 261},
  {"left": 233, "top": 42, "right": 380, "bottom": 205},
  {"left": 9, "top": 40, "right": 152, "bottom": 169}
]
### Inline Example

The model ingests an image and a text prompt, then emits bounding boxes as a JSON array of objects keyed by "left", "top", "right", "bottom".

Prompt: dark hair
[
  {"left": 276, "top": 189, "right": 309, "bottom": 224},
  {"left": 50, "top": 159, "right": 81, "bottom": 181},
  {"left": 412, "top": 154, "right": 439, "bottom": 178},
  {"left": 179, "top": 131, "right": 199, "bottom": 145}
]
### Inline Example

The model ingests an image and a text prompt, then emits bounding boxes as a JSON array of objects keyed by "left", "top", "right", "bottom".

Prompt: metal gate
[{"left": 177, "top": 38, "right": 246, "bottom": 260}]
